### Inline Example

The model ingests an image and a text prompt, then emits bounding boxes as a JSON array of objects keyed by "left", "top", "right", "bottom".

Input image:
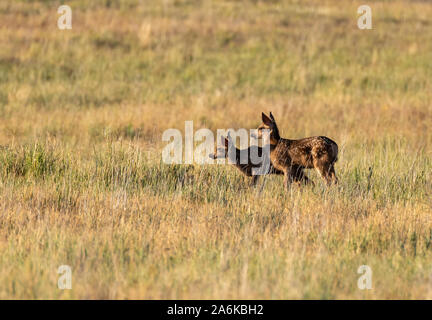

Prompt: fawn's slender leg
[
  {"left": 329, "top": 164, "right": 338, "bottom": 185},
  {"left": 300, "top": 173, "right": 315, "bottom": 187},
  {"left": 314, "top": 160, "right": 332, "bottom": 186},
  {"left": 291, "top": 165, "right": 303, "bottom": 188},
  {"left": 291, "top": 165, "right": 314, "bottom": 187},
  {"left": 283, "top": 169, "right": 293, "bottom": 190},
  {"left": 250, "top": 175, "right": 259, "bottom": 187}
]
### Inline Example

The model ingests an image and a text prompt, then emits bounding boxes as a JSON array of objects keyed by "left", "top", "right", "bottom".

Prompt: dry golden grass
[{"left": 0, "top": 0, "right": 431, "bottom": 299}]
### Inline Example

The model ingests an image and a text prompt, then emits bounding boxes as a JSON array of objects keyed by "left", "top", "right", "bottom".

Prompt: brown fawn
[
  {"left": 257, "top": 112, "right": 338, "bottom": 189},
  {"left": 209, "top": 133, "right": 283, "bottom": 186}
]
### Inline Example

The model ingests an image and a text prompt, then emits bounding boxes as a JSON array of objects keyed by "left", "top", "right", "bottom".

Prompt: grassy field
[{"left": 0, "top": 0, "right": 432, "bottom": 299}]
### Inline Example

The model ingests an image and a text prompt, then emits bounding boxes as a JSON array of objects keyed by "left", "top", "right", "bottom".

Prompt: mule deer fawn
[
  {"left": 209, "top": 133, "right": 283, "bottom": 186},
  {"left": 257, "top": 112, "right": 338, "bottom": 189}
]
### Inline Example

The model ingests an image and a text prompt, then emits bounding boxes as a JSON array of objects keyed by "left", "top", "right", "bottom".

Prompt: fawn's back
[{"left": 271, "top": 136, "right": 338, "bottom": 171}]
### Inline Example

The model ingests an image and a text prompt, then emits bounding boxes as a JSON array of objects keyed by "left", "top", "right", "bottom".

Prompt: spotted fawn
[
  {"left": 256, "top": 112, "right": 338, "bottom": 189},
  {"left": 209, "top": 133, "right": 283, "bottom": 186}
]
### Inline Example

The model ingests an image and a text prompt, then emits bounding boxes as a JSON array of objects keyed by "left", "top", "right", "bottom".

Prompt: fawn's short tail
[{"left": 331, "top": 143, "right": 338, "bottom": 163}]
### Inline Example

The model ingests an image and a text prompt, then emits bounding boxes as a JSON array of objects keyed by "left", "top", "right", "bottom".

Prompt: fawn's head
[
  {"left": 209, "top": 134, "right": 231, "bottom": 159},
  {"left": 256, "top": 112, "right": 281, "bottom": 144}
]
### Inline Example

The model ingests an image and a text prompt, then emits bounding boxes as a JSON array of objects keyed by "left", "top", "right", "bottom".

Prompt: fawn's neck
[
  {"left": 264, "top": 133, "right": 280, "bottom": 146},
  {"left": 271, "top": 126, "right": 281, "bottom": 144}
]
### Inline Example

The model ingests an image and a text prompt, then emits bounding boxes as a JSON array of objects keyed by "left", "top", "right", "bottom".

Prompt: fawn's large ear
[
  {"left": 269, "top": 112, "right": 276, "bottom": 122},
  {"left": 224, "top": 137, "right": 230, "bottom": 148},
  {"left": 221, "top": 136, "right": 229, "bottom": 148},
  {"left": 227, "top": 131, "right": 232, "bottom": 141},
  {"left": 262, "top": 112, "right": 272, "bottom": 126}
]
